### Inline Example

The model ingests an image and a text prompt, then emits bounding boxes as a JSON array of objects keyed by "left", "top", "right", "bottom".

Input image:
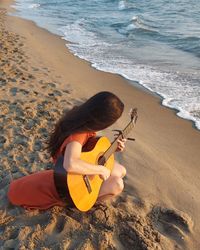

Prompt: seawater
[{"left": 11, "top": 0, "right": 200, "bottom": 130}]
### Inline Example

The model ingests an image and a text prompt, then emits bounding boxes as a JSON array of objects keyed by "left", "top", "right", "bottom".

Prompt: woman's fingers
[
  {"left": 116, "top": 138, "right": 127, "bottom": 151},
  {"left": 99, "top": 167, "right": 111, "bottom": 181}
]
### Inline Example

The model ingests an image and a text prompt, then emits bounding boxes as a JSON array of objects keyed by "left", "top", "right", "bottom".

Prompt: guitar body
[{"left": 67, "top": 136, "right": 114, "bottom": 212}]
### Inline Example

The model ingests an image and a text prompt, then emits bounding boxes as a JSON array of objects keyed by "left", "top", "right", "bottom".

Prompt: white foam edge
[
  {"left": 64, "top": 42, "right": 200, "bottom": 130},
  {"left": 28, "top": 4, "right": 40, "bottom": 9}
]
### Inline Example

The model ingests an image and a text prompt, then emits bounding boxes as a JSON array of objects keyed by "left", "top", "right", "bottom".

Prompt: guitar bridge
[{"left": 83, "top": 175, "right": 92, "bottom": 193}]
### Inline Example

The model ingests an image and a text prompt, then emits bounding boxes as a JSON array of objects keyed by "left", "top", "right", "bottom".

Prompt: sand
[{"left": 0, "top": 0, "right": 200, "bottom": 249}]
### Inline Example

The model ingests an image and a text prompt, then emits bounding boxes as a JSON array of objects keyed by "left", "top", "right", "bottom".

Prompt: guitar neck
[{"left": 102, "top": 120, "right": 136, "bottom": 162}]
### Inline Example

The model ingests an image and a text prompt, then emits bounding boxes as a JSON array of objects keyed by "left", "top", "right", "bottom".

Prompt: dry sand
[{"left": 0, "top": 0, "right": 200, "bottom": 249}]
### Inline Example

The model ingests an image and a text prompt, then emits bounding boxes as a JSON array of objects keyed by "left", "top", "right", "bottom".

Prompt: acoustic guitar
[{"left": 54, "top": 108, "right": 138, "bottom": 212}]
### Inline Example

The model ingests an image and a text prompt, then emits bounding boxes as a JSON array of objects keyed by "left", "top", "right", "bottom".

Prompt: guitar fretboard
[{"left": 102, "top": 118, "right": 136, "bottom": 162}]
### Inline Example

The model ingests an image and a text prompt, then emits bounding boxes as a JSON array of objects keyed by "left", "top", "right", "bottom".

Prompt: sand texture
[{"left": 1, "top": 1, "right": 200, "bottom": 249}]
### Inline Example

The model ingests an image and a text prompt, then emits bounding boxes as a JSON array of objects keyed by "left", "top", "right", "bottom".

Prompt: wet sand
[{"left": 0, "top": 0, "right": 200, "bottom": 249}]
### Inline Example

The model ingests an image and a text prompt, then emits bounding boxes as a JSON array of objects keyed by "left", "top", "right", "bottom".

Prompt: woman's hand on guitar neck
[
  {"left": 99, "top": 167, "right": 111, "bottom": 181},
  {"left": 116, "top": 138, "right": 127, "bottom": 152}
]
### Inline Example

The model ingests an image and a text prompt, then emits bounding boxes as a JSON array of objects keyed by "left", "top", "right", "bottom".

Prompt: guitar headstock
[
  {"left": 129, "top": 108, "right": 138, "bottom": 124},
  {"left": 111, "top": 108, "right": 138, "bottom": 143}
]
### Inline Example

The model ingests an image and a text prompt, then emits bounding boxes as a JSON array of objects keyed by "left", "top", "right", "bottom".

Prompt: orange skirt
[{"left": 7, "top": 170, "right": 65, "bottom": 210}]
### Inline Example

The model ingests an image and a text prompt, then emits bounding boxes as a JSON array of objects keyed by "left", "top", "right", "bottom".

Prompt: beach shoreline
[
  {"left": 1, "top": 0, "right": 200, "bottom": 249},
  {"left": 9, "top": 0, "right": 200, "bottom": 132}
]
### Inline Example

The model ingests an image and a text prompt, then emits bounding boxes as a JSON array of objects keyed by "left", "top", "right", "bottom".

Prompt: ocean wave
[
  {"left": 172, "top": 36, "right": 200, "bottom": 58},
  {"left": 128, "top": 68, "right": 200, "bottom": 130},
  {"left": 37, "top": 1, "right": 68, "bottom": 7},
  {"left": 118, "top": 16, "right": 200, "bottom": 58},
  {"left": 162, "top": 99, "right": 200, "bottom": 129},
  {"left": 59, "top": 19, "right": 101, "bottom": 46},
  {"left": 98, "top": 63, "right": 200, "bottom": 130},
  {"left": 11, "top": 1, "right": 40, "bottom": 11},
  {"left": 11, "top": 0, "right": 200, "bottom": 131},
  {"left": 132, "top": 16, "right": 156, "bottom": 31},
  {"left": 28, "top": 4, "right": 40, "bottom": 9},
  {"left": 61, "top": 27, "right": 200, "bottom": 129},
  {"left": 111, "top": 16, "right": 158, "bottom": 36},
  {"left": 118, "top": 0, "right": 136, "bottom": 11},
  {"left": 118, "top": 0, "right": 126, "bottom": 10}
]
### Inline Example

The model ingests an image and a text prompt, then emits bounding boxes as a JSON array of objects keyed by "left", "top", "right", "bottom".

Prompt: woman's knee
[
  {"left": 97, "top": 176, "right": 124, "bottom": 201},
  {"left": 117, "top": 164, "right": 126, "bottom": 178},
  {"left": 121, "top": 165, "right": 126, "bottom": 178},
  {"left": 112, "top": 162, "right": 126, "bottom": 178},
  {"left": 113, "top": 177, "right": 124, "bottom": 195}
]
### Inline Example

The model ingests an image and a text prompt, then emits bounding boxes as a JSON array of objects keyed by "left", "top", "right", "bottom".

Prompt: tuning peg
[
  {"left": 129, "top": 108, "right": 134, "bottom": 116},
  {"left": 112, "top": 129, "right": 122, "bottom": 133},
  {"left": 129, "top": 108, "right": 138, "bottom": 122},
  {"left": 112, "top": 129, "right": 124, "bottom": 138},
  {"left": 127, "top": 137, "right": 135, "bottom": 141}
]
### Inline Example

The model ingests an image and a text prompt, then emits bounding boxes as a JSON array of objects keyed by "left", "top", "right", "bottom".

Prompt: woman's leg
[
  {"left": 111, "top": 160, "right": 126, "bottom": 178},
  {"left": 97, "top": 161, "right": 126, "bottom": 201},
  {"left": 97, "top": 175, "right": 124, "bottom": 201}
]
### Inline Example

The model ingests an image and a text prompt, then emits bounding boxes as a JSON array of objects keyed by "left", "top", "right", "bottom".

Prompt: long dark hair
[{"left": 47, "top": 91, "right": 124, "bottom": 157}]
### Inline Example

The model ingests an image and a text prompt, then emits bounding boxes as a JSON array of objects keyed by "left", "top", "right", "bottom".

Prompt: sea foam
[
  {"left": 11, "top": 0, "right": 200, "bottom": 131},
  {"left": 28, "top": 4, "right": 40, "bottom": 9}
]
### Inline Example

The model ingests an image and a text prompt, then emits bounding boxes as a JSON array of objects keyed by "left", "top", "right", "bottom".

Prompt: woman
[{"left": 8, "top": 91, "right": 126, "bottom": 210}]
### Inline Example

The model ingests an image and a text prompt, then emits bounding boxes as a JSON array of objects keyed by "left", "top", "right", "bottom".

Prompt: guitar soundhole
[{"left": 98, "top": 156, "right": 106, "bottom": 165}]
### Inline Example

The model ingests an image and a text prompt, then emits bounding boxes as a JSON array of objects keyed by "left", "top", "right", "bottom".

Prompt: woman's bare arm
[{"left": 63, "top": 141, "right": 110, "bottom": 180}]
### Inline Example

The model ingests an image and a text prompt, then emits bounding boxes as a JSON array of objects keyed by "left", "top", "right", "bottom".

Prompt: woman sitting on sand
[{"left": 8, "top": 91, "right": 126, "bottom": 210}]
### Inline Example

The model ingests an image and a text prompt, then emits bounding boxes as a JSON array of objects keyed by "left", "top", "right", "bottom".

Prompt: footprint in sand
[
  {"left": 150, "top": 206, "right": 193, "bottom": 246},
  {"left": 9, "top": 87, "right": 18, "bottom": 96},
  {"left": 19, "top": 88, "right": 30, "bottom": 95},
  {"left": 52, "top": 215, "right": 66, "bottom": 234},
  {"left": 0, "top": 135, "right": 7, "bottom": 145},
  {"left": 13, "top": 134, "right": 29, "bottom": 148},
  {"left": 47, "top": 82, "right": 56, "bottom": 88},
  {"left": 3, "top": 238, "right": 19, "bottom": 249},
  {"left": 33, "top": 140, "right": 43, "bottom": 151},
  {"left": 48, "top": 90, "right": 62, "bottom": 97},
  {"left": 28, "top": 74, "right": 35, "bottom": 80}
]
